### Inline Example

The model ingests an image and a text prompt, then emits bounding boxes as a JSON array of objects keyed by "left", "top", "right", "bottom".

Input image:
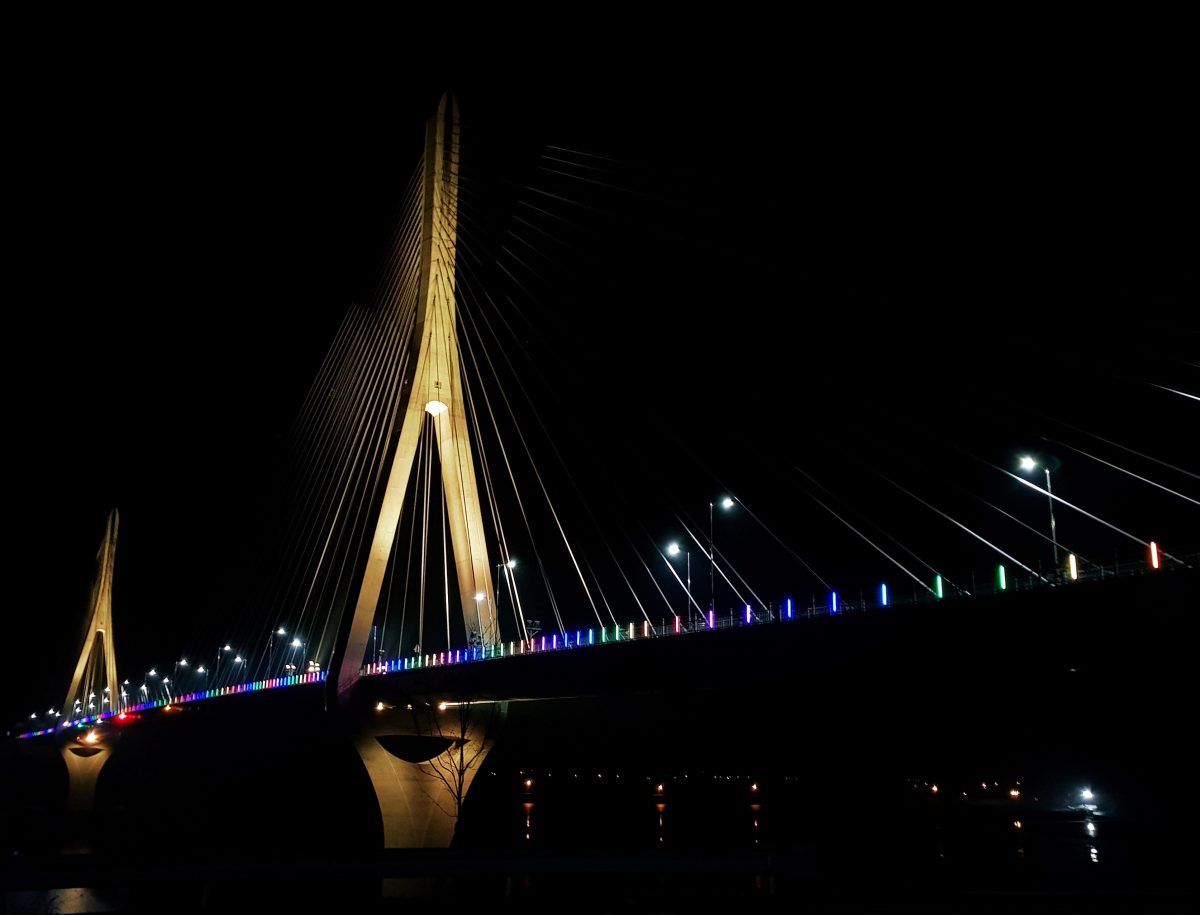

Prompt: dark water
[
  {"left": 4, "top": 759, "right": 1197, "bottom": 912},
  {"left": 455, "top": 765, "right": 1190, "bottom": 892}
]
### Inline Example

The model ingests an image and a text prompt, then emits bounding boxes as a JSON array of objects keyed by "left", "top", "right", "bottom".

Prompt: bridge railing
[
  {"left": 16, "top": 670, "right": 328, "bottom": 740},
  {"left": 360, "top": 550, "right": 1198, "bottom": 679}
]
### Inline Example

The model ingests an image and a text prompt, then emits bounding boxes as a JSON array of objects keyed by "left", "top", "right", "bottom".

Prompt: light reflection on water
[
  {"left": 7, "top": 887, "right": 126, "bottom": 914},
  {"left": 456, "top": 769, "right": 1127, "bottom": 885}
]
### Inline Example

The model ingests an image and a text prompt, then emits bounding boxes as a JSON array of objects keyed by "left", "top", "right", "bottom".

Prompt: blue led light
[{"left": 881, "top": 583, "right": 888, "bottom": 607}]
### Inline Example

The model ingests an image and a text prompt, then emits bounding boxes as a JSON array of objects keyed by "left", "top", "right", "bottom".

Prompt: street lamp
[
  {"left": 710, "top": 497, "right": 734, "bottom": 618},
  {"left": 215, "top": 644, "right": 232, "bottom": 685},
  {"left": 473, "top": 592, "right": 486, "bottom": 647},
  {"left": 1019, "top": 456, "right": 1058, "bottom": 566},
  {"left": 667, "top": 542, "right": 691, "bottom": 628},
  {"left": 270, "top": 628, "right": 286, "bottom": 675}
]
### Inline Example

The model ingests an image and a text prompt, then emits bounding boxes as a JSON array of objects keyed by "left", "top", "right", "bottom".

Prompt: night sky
[{"left": 8, "top": 39, "right": 1196, "bottom": 725}]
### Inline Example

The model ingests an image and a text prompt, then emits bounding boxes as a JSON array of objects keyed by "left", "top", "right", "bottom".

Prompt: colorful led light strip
[{"left": 17, "top": 671, "right": 329, "bottom": 739}]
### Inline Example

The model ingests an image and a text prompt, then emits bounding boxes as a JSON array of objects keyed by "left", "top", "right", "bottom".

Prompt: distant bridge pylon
[{"left": 61, "top": 508, "right": 119, "bottom": 722}]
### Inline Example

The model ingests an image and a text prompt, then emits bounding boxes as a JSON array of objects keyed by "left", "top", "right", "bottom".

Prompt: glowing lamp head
[
  {"left": 507, "top": 559, "right": 516, "bottom": 569},
  {"left": 475, "top": 592, "right": 485, "bottom": 602},
  {"left": 668, "top": 543, "right": 681, "bottom": 556},
  {"left": 1080, "top": 788, "right": 1094, "bottom": 800},
  {"left": 425, "top": 400, "right": 448, "bottom": 417},
  {"left": 291, "top": 639, "right": 301, "bottom": 648},
  {"left": 1019, "top": 456, "right": 1037, "bottom": 471},
  {"left": 721, "top": 497, "right": 734, "bottom": 509},
  {"left": 277, "top": 627, "right": 286, "bottom": 635}
]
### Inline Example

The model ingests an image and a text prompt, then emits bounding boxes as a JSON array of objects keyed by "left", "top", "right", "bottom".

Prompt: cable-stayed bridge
[{"left": 11, "top": 94, "right": 1197, "bottom": 859}]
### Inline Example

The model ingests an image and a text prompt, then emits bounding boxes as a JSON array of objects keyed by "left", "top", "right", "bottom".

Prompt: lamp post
[
  {"left": 215, "top": 644, "right": 231, "bottom": 686},
  {"left": 667, "top": 542, "right": 691, "bottom": 628},
  {"left": 270, "top": 627, "right": 285, "bottom": 676},
  {"left": 473, "top": 593, "right": 486, "bottom": 648},
  {"left": 1020, "top": 456, "right": 1058, "bottom": 566},
  {"left": 710, "top": 496, "right": 733, "bottom": 618}
]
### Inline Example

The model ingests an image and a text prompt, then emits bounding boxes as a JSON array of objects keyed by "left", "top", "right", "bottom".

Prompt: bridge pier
[
  {"left": 54, "top": 733, "right": 117, "bottom": 853},
  {"left": 59, "top": 741, "right": 112, "bottom": 812},
  {"left": 342, "top": 692, "right": 504, "bottom": 897},
  {"left": 346, "top": 694, "right": 506, "bottom": 849}
]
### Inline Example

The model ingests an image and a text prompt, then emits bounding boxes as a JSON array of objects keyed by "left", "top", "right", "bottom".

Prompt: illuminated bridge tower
[
  {"left": 335, "top": 92, "right": 498, "bottom": 700},
  {"left": 58, "top": 508, "right": 120, "bottom": 810},
  {"left": 331, "top": 96, "right": 504, "bottom": 857}
]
